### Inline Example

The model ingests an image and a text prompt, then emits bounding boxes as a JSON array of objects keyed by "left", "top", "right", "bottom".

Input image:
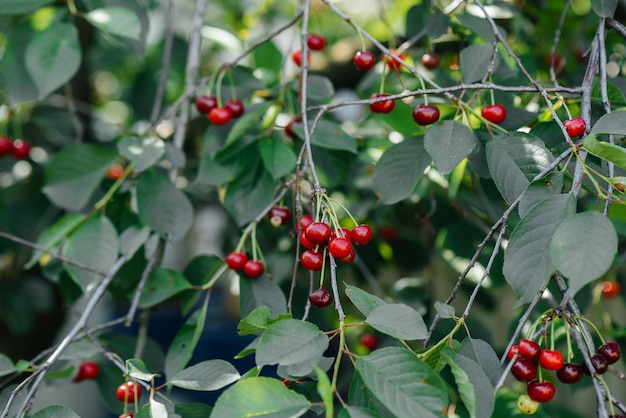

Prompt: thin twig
[
  {"left": 125, "top": 241, "right": 164, "bottom": 326},
  {"left": 150, "top": 0, "right": 175, "bottom": 125}
]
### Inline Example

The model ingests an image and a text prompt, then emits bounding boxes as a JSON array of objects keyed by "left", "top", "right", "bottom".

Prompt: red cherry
[
  {"left": 338, "top": 249, "right": 355, "bottom": 264},
  {"left": 226, "top": 252, "right": 248, "bottom": 271},
  {"left": 299, "top": 215, "right": 314, "bottom": 231},
  {"left": 518, "top": 339, "right": 541, "bottom": 362},
  {"left": 545, "top": 52, "right": 564, "bottom": 73},
  {"left": 539, "top": 349, "right": 564, "bottom": 371},
  {"left": 284, "top": 118, "right": 302, "bottom": 139},
  {"left": 195, "top": 95, "right": 217, "bottom": 114},
  {"left": 354, "top": 51, "right": 376, "bottom": 72},
  {"left": 556, "top": 363, "right": 584, "bottom": 384},
  {"left": 378, "top": 226, "right": 397, "bottom": 243},
  {"left": 589, "top": 353, "right": 609, "bottom": 374},
  {"left": 421, "top": 53, "right": 441, "bottom": 70},
  {"left": 0, "top": 136, "right": 13, "bottom": 157},
  {"left": 527, "top": 380, "right": 555, "bottom": 403},
  {"left": 243, "top": 260, "right": 264, "bottom": 278},
  {"left": 384, "top": 50, "right": 407, "bottom": 70},
  {"left": 412, "top": 105, "right": 440, "bottom": 126},
  {"left": 507, "top": 345, "right": 519, "bottom": 361},
  {"left": 563, "top": 117, "right": 586, "bottom": 138},
  {"left": 511, "top": 359, "right": 538, "bottom": 382},
  {"left": 208, "top": 107, "right": 233, "bottom": 125},
  {"left": 106, "top": 164, "right": 125, "bottom": 180},
  {"left": 307, "top": 34, "right": 326, "bottom": 51},
  {"left": 330, "top": 227, "right": 351, "bottom": 241},
  {"left": 11, "top": 139, "right": 31, "bottom": 160},
  {"left": 481, "top": 104, "right": 507, "bottom": 124},
  {"left": 119, "top": 414, "right": 134, "bottom": 418},
  {"left": 351, "top": 224, "right": 372, "bottom": 245},
  {"left": 598, "top": 342, "right": 621, "bottom": 364},
  {"left": 268, "top": 206, "right": 292, "bottom": 227},
  {"left": 225, "top": 99, "right": 244, "bottom": 117},
  {"left": 73, "top": 361, "right": 100, "bottom": 382},
  {"left": 359, "top": 333, "right": 379, "bottom": 351},
  {"left": 369, "top": 94, "right": 395, "bottom": 114},
  {"left": 301, "top": 250, "right": 324, "bottom": 271},
  {"left": 328, "top": 237, "right": 353, "bottom": 259},
  {"left": 292, "top": 49, "right": 311, "bottom": 67},
  {"left": 602, "top": 281, "right": 621, "bottom": 298},
  {"left": 116, "top": 381, "right": 142, "bottom": 403},
  {"left": 299, "top": 232, "right": 317, "bottom": 249},
  {"left": 305, "top": 222, "right": 331, "bottom": 245},
  {"left": 309, "top": 288, "right": 332, "bottom": 308}
]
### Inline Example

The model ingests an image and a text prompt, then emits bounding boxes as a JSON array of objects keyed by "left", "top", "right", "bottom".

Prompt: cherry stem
[
  {"left": 318, "top": 246, "right": 328, "bottom": 289},
  {"left": 226, "top": 70, "right": 237, "bottom": 101},
  {"left": 574, "top": 315, "right": 606, "bottom": 345},
  {"left": 565, "top": 322, "right": 573, "bottom": 361},
  {"left": 550, "top": 317, "right": 556, "bottom": 351},
  {"left": 215, "top": 70, "right": 226, "bottom": 107},
  {"left": 326, "top": 197, "right": 359, "bottom": 227}
]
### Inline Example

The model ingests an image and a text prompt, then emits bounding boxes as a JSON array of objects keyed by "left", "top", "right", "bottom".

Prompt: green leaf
[
  {"left": 0, "top": 354, "right": 15, "bottom": 378},
  {"left": 25, "top": 23, "right": 81, "bottom": 99},
  {"left": 43, "top": 144, "right": 119, "bottom": 211},
  {"left": 138, "top": 267, "right": 191, "bottom": 309},
  {"left": 175, "top": 403, "right": 213, "bottom": 418},
  {"left": 456, "top": 14, "right": 501, "bottom": 42},
  {"left": 31, "top": 405, "right": 81, "bottom": 418},
  {"left": 165, "top": 303, "right": 208, "bottom": 379},
  {"left": 85, "top": 7, "right": 141, "bottom": 40},
  {"left": 224, "top": 159, "right": 276, "bottom": 226},
  {"left": 584, "top": 134, "right": 626, "bottom": 171},
  {"left": 486, "top": 133, "right": 554, "bottom": 204},
  {"left": 135, "top": 399, "right": 170, "bottom": 418},
  {"left": 259, "top": 137, "right": 297, "bottom": 180},
  {"left": 127, "top": 358, "right": 157, "bottom": 381},
  {"left": 225, "top": 103, "right": 271, "bottom": 146},
  {"left": 372, "top": 138, "right": 431, "bottom": 204},
  {"left": 550, "top": 211, "right": 618, "bottom": 296},
  {"left": 63, "top": 216, "right": 119, "bottom": 290},
  {"left": 460, "top": 44, "right": 500, "bottom": 83},
  {"left": 26, "top": 214, "right": 86, "bottom": 268},
  {"left": 442, "top": 350, "right": 494, "bottom": 418},
  {"left": 239, "top": 274, "right": 287, "bottom": 318},
  {"left": 425, "top": 121, "right": 476, "bottom": 174},
  {"left": 136, "top": 169, "right": 194, "bottom": 242},
  {"left": 365, "top": 304, "right": 428, "bottom": 340},
  {"left": 503, "top": 194, "right": 576, "bottom": 303},
  {"left": 306, "top": 75, "right": 335, "bottom": 104},
  {"left": 117, "top": 136, "right": 165, "bottom": 172},
  {"left": 592, "top": 80, "right": 626, "bottom": 106},
  {"left": 119, "top": 226, "right": 151, "bottom": 258},
  {"left": 211, "top": 377, "right": 309, "bottom": 418},
  {"left": 238, "top": 306, "right": 272, "bottom": 336},
  {"left": 0, "top": 0, "right": 54, "bottom": 14},
  {"left": 345, "top": 284, "right": 387, "bottom": 317},
  {"left": 171, "top": 360, "right": 240, "bottom": 391},
  {"left": 315, "top": 367, "right": 333, "bottom": 417},
  {"left": 256, "top": 319, "right": 329, "bottom": 369},
  {"left": 591, "top": 111, "right": 626, "bottom": 135},
  {"left": 434, "top": 301, "right": 455, "bottom": 319},
  {"left": 518, "top": 171, "right": 564, "bottom": 219},
  {"left": 457, "top": 338, "right": 501, "bottom": 387},
  {"left": 0, "top": 24, "right": 39, "bottom": 103},
  {"left": 295, "top": 120, "right": 357, "bottom": 154},
  {"left": 405, "top": 4, "right": 427, "bottom": 38},
  {"left": 591, "top": 0, "right": 617, "bottom": 17},
  {"left": 338, "top": 407, "right": 381, "bottom": 418},
  {"left": 355, "top": 347, "right": 449, "bottom": 418}
]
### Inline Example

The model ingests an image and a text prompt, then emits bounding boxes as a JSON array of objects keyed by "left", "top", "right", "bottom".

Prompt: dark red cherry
[
  {"left": 412, "top": 105, "right": 440, "bottom": 126},
  {"left": 225, "top": 99, "right": 244, "bottom": 117},
  {"left": 556, "top": 363, "right": 584, "bottom": 384},
  {"left": 518, "top": 339, "right": 541, "bottom": 362},
  {"left": 309, "top": 288, "right": 332, "bottom": 308},
  {"left": 195, "top": 95, "right": 217, "bottom": 114},
  {"left": 307, "top": 34, "right": 327, "bottom": 51},
  {"left": 226, "top": 252, "right": 248, "bottom": 271},
  {"left": 369, "top": 94, "right": 395, "bottom": 114},
  {"left": 301, "top": 250, "right": 324, "bottom": 271},
  {"left": 598, "top": 342, "right": 621, "bottom": 364},
  {"left": 0, "top": 136, "right": 13, "bottom": 157},
  {"left": 527, "top": 380, "right": 555, "bottom": 403},
  {"left": 511, "top": 359, "right": 538, "bottom": 382},
  {"left": 481, "top": 104, "right": 507, "bottom": 124},
  {"left": 243, "top": 260, "right": 264, "bottom": 278},
  {"left": 354, "top": 51, "right": 376, "bottom": 72}
]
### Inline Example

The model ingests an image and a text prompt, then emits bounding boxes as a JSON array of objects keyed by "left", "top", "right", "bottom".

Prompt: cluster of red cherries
[
  {"left": 73, "top": 361, "right": 139, "bottom": 418},
  {"left": 0, "top": 136, "right": 31, "bottom": 160},
  {"left": 508, "top": 338, "right": 622, "bottom": 408},
  {"left": 195, "top": 94, "right": 245, "bottom": 126}
]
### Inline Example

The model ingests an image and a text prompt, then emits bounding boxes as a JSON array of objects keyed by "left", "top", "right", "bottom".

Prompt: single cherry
[
  {"left": 518, "top": 339, "right": 541, "bottom": 362},
  {"left": 539, "top": 349, "right": 564, "bottom": 371},
  {"left": 225, "top": 99, "right": 244, "bottom": 117},
  {"left": 301, "top": 250, "right": 324, "bottom": 271},
  {"left": 421, "top": 53, "right": 441, "bottom": 70},
  {"left": 208, "top": 107, "right": 232, "bottom": 125},
  {"left": 309, "top": 288, "right": 332, "bottom": 308},
  {"left": 517, "top": 394, "right": 539, "bottom": 415},
  {"left": 299, "top": 232, "right": 317, "bottom": 250},
  {"left": 598, "top": 342, "right": 621, "bottom": 364},
  {"left": 369, "top": 94, "right": 395, "bottom": 114},
  {"left": 602, "top": 280, "right": 621, "bottom": 298},
  {"left": 195, "top": 95, "right": 217, "bottom": 114},
  {"left": 511, "top": 359, "right": 538, "bottom": 382},
  {"left": 481, "top": 104, "right": 507, "bottom": 124},
  {"left": 106, "top": 164, "right": 125, "bottom": 180},
  {"left": 354, "top": 51, "right": 376, "bottom": 72},
  {"left": 351, "top": 224, "right": 372, "bottom": 245},
  {"left": 73, "top": 361, "right": 100, "bottom": 383},
  {"left": 284, "top": 118, "right": 302, "bottom": 139},
  {"left": 11, "top": 139, "right": 31, "bottom": 160},
  {"left": 527, "top": 380, "right": 555, "bottom": 403},
  {"left": 328, "top": 237, "right": 353, "bottom": 259},
  {"left": 584, "top": 353, "right": 609, "bottom": 375},
  {"left": 299, "top": 215, "right": 314, "bottom": 231},
  {"left": 307, "top": 34, "right": 327, "bottom": 51},
  {"left": 338, "top": 249, "right": 356, "bottom": 264},
  {"left": 412, "top": 105, "right": 440, "bottom": 126},
  {"left": 507, "top": 345, "right": 519, "bottom": 361},
  {"left": 242, "top": 260, "right": 264, "bottom": 278},
  {"left": 563, "top": 117, "right": 586, "bottom": 138},
  {"left": 384, "top": 49, "right": 407, "bottom": 70},
  {"left": 119, "top": 414, "right": 134, "bottom": 418},
  {"left": 556, "top": 363, "right": 584, "bottom": 384},
  {"left": 359, "top": 333, "right": 379, "bottom": 351},
  {"left": 0, "top": 136, "right": 13, "bottom": 157},
  {"left": 291, "top": 49, "right": 311, "bottom": 67},
  {"left": 116, "top": 381, "right": 142, "bottom": 403},
  {"left": 226, "top": 252, "right": 248, "bottom": 271},
  {"left": 305, "top": 222, "right": 332, "bottom": 245},
  {"left": 268, "top": 206, "right": 292, "bottom": 227}
]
